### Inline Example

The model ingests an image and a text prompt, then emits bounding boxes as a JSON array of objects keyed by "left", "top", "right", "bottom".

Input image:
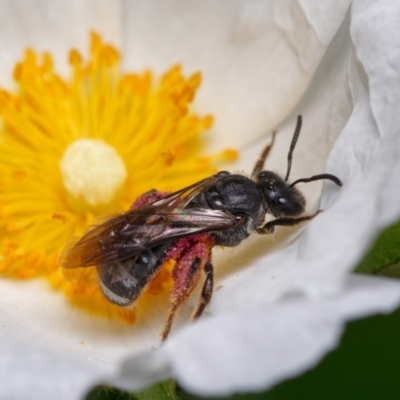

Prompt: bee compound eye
[
  {"left": 276, "top": 196, "right": 303, "bottom": 215},
  {"left": 277, "top": 197, "right": 288, "bottom": 205}
]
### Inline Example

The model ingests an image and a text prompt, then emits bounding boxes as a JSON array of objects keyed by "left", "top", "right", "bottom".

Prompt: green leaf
[
  {"left": 85, "top": 381, "right": 177, "bottom": 400},
  {"left": 133, "top": 380, "right": 177, "bottom": 400},
  {"left": 86, "top": 386, "right": 133, "bottom": 400},
  {"left": 355, "top": 220, "right": 400, "bottom": 274}
]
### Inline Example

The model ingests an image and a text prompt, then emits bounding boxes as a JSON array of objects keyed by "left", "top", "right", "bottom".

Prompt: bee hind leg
[
  {"left": 161, "top": 235, "right": 214, "bottom": 341},
  {"left": 161, "top": 256, "right": 203, "bottom": 342},
  {"left": 161, "top": 304, "right": 179, "bottom": 342}
]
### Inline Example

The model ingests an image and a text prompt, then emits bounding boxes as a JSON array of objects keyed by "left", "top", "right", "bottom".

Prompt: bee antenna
[
  {"left": 285, "top": 115, "right": 302, "bottom": 182},
  {"left": 290, "top": 173, "right": 343, "bottom": 188}
]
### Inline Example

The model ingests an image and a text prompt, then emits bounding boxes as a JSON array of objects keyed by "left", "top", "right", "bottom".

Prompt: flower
[
  {"left": 0, "top": 31, "right": 235, "bottom": 323},
  {"left": 1, "top": 1, "right": 400, "bottom": 400}
]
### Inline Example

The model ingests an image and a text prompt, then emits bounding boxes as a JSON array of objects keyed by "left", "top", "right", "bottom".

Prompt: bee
[{"left": 60, "top": 115, "right": 342, "bottom": 341}]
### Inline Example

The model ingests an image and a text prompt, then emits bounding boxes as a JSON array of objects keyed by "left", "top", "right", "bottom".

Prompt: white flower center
[{"left": 59, "top": 139, "right": 127, "bottom": 206}]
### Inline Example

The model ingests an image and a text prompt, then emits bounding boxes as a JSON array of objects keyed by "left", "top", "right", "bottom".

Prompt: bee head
[
  {"left": 257, "top": 171, "right": 305, "bottom": 217},
  {"left": 254, "top": 116, "right": 342, "bottom": 218}
]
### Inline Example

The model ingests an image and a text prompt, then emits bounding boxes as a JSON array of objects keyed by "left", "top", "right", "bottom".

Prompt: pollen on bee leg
[
  {"left": 160, "top": 234, "right": 215, "bottom": 340},
  {"left": 59, "top": 139, "right": 127, "bottom": 207}
]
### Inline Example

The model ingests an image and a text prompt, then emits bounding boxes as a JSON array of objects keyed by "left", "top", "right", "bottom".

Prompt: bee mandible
[{"left": 60, "top": 115, "right": 342, "bottom": 341}]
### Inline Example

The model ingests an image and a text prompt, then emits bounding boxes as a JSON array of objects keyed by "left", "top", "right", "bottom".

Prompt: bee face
[
  {"left": 60, "top": 115, "right": 342, "bottom": 341},
  {"left": 257, "top": 171, "right": 305, "bottom": 217}
]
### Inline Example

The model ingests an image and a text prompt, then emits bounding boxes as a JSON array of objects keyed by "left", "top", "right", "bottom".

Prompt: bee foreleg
[
  {"left": 257, "top": 210, "right": 322, "bottom": 234},
  {"left": 191, "top": 261, "right": 214, "bottom": 320}
]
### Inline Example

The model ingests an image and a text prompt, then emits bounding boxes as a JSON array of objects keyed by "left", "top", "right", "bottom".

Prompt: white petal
[
  {"left": 350, "top": 0, "right": 400, "bottom": 227},
  {"left": 0, "top": 0, "right": 122, "bottom": 86},
  {"left": 122, "top": 0, "right": 351, "bottom": 151},
  {"left": 0, "top": 337, "right": 103, "bottom": 400},
  {"left": 1, "top": 2, "right": 400, "bottom": 399},
  {"left": 0, "top": 279, "right": 164, "bottom": 363},
  {"left": 118, "top": 275, "right": 400, "bottom": 396},
  {"left": 114, "top": 3, "right": 400, "bottom": 395}
]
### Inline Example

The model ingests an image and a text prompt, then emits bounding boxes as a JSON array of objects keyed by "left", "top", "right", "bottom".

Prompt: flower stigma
[
  {"left": 0, "top": 32, "right": 238, "bottom": 323},
  {"left": 60, "top": 138, "right": 128, "bottom": 207}
]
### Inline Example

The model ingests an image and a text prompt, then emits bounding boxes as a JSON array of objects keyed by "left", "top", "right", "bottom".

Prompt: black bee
[{"left": 60, "top": 115, "right": 342, "bottom": 341}]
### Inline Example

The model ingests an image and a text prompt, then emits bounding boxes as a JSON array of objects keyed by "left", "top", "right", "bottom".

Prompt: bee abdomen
[{"left": 97, "top": 242, "right": 172, "bottom": 306}]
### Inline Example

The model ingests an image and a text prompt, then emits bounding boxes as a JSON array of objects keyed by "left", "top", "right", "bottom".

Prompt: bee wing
[{"left": 60, "top": 174, "right": 236, "bottom": 269}]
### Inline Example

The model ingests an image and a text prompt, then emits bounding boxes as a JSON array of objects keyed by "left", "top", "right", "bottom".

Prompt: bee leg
[
  {"left": 161, "top": 304, "right": 179, "bottom": 342},
  {"left": 257, "top": 210, "right": 322, "bottom": 234},
  {"left": 191, "top": 261, "right": 214, "bottom": 320},
  {"left": 161, "top": 236, "right": 214, "bottom": 341},
  {"left": 161, "top": 256, "right": 204, "bottom": 342},
  {"left": 251, "top": 130, "right": 277, "bottom": 179}
]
